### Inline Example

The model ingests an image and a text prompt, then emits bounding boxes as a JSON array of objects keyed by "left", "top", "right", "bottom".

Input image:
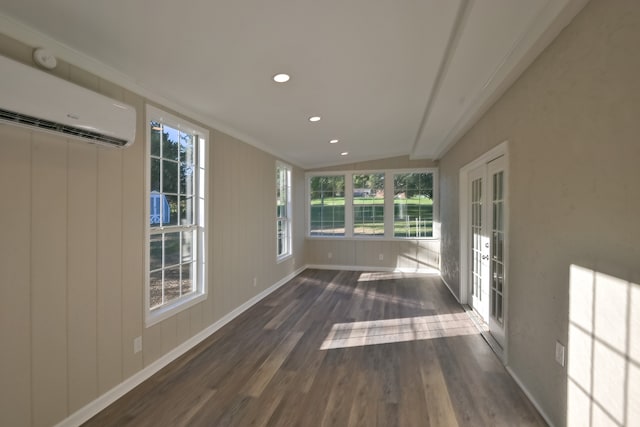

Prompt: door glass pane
[
  {"left": 471, "top": 177, "right": 483, "bottom": 299},
  {"left": 490, "top": 171, "right": 505, "bottom": 324},
  {"left": 491, "top": 288, "right": 497, "bottom": 317}
]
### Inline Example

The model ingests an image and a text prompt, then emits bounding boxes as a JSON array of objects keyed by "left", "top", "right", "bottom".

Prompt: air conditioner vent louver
[
  {"left": 0, "top": 54, "right": 136, "bottom": 147},
  {"left": 0, "top": 107, "right": 129, "bottom": 147}
]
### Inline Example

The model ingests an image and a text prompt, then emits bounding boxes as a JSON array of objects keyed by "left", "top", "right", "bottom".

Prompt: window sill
[
  {"left": 305, "top": 236, "right": 438, "bottom": 242},
  {"left": 276, "top": 253, "right": 293, "bottom": 264},
  {"left": 145, "top": 292, "right": 207, "bottom": 328}
]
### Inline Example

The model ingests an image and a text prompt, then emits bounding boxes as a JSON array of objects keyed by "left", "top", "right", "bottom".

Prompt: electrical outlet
[
  {"left": 379, "top": 253, "right": 384, "bottom": 261},
  {"left": 133, "top": 336, "right": 142, "bottom": 354},
  {"left": 292, "top": 258, "right": 296, "bottom": 265},
  {"left": 328, "top": 252, "right": 333, "bottom": 259},
  {"left": 555, "top": 341, "right": 565, "bottom": 367},
  {"left": 253, "top": 277, "right": 257, "bottom": 287}
]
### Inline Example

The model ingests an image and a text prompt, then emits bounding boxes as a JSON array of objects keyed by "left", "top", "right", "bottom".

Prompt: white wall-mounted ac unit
[{"left": 0, "top": 54, "right": 136, "bottom": 147}]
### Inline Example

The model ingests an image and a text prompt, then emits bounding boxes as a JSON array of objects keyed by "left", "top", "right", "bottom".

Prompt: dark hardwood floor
[{"left": 83, "top": 269, "right": 546, "bottom": 427}]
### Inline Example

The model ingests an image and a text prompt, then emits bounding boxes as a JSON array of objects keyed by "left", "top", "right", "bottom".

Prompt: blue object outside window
[{"left": 150, "top": 191, "right": 170, "bottom": 225}]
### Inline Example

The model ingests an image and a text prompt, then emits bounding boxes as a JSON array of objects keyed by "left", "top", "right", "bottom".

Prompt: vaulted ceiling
[{"left": 0, "top": 0, "right": 588, "bottom": 168}]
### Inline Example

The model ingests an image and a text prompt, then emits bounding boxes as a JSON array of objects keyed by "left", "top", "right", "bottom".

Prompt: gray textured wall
[{"left": 439, "top": 0, "right": 640, "bottom": 425}]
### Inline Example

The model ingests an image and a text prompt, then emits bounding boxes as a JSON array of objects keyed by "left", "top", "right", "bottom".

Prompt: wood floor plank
[
  {"left": 83, "top": 269, "right": 547, "bottom": 427},
  {"left": 347, "top": 371, "right": 379, "bottom": 427},
  {"left": 420, "top": 341, "right": 459, "bottom": 427},
  {"left": 233, "top": 370, "right": 294, "bottom": 427},
  {"left": 242, "top": 331, "right": 303, "bottom": 397}
]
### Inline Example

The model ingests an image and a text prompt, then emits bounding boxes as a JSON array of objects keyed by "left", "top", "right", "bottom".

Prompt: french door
[
  {"left": 469, "top": 165, "right": 489, "bottom": 321},
  {"left": 467, "top": 155, "right": 507, "bottom": 348}
]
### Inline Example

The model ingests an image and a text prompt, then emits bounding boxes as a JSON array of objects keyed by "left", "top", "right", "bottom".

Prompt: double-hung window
[
  {"left": 146, "top": 105, "right": 208, "bottom": 326},
  {"left": 307, "top": 169, "right": 436, "bottom": 239},
  {"left": 276, "top": 162, "right": 292, "bottom": 260}
]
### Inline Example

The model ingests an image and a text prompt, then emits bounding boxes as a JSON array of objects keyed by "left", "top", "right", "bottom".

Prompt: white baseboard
[
  {"left": 55, "top": 266, "right": 306, "bottom": 427},
  {"left": 306, "top": 264, "right": 441, "bottom": 275},
  {"left": 505, "top": 366, "right": 555, "bottom": 427}
]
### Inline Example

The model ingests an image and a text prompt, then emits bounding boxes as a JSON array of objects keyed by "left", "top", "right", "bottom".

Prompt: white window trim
[
  {"left": 145, "top": 104, "right": 209, "bottom": 327},
  {"left": 305, "top": 168, "right": 438, "bottom": 240},
  {"left": 276, "top": 161, "right": 293, "bottom": 262}
]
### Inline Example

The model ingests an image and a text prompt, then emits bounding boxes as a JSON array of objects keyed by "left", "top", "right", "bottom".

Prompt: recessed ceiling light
[
  {"left": 341, "top": 151, "right": 349, "bottom": 156},
  {"left": 273, "top": 73, "right": 290, "bottom": 83},
  {"left": 309, "top": 116, "right": 321, "bottom": 122},
  {"left": 329, "top": 139, "right": 339, "bottom": 144}
]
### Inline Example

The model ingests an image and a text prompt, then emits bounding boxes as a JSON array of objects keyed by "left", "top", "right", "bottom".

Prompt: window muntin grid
[
  {"left": 148, "top": 120, "right": 202, "bottom": 312},
  {"left": 353, "top": 173, "right": 385, "bottom": 236},
  {"left": 393, "top": 172, "right": 434, "bottom": 238},
  {"left": 309, "top": 175, "right": 346, "bottom": 236}
]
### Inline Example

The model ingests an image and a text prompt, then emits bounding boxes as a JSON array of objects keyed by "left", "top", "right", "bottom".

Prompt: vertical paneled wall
[
  {"left": 0, "top": 35, "right": 305, "bottom": 427},
  {"left": 1, "top": 125, "right": 33, "bottom": 426},
  {"left": 0, "top": 120, "right": 136, "bottom": 427}
]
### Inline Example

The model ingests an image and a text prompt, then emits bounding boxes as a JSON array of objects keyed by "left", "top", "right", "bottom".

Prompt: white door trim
[
  {"left": 459, "top": 141, "right": 508, "bottom": 303},
  {"left": 459, "top": 141, "right": 509, "bottom": 361}
]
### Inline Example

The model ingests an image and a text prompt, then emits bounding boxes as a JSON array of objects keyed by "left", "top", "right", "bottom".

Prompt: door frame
[{"left": 459, "top": 141, "right": 509, "bottom": 360}]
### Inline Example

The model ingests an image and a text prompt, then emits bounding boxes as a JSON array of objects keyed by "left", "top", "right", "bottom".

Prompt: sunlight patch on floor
[
  {"left": 357, "top": 269, "right": 440, "bottom": 282},
  {"left": 320, "top": 313, "right": 478, "bottom": 350}
]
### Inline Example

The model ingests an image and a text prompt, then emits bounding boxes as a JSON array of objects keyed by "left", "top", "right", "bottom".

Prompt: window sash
[
  {"left": 352, "top": 173, "right": 385, "bottom": 236},
  {"left": 307, "top": 169, "right": 437, "bottom": 239},
  {"left": 149, "top": 228, "right": 198, "bottom": 309},
  {"left": 309, "top": 175, "right": 346, "bottom": 236},
  {"left": 392, "top": 172, "right": 434, "bottom": 238},
  {"left": 277, "top": 218, "right": 290, "bottom": 257}
]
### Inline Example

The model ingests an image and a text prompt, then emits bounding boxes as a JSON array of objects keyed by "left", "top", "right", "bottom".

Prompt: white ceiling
[{"left": 0, "top": 0, "right": 588, "bottom": 168}]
